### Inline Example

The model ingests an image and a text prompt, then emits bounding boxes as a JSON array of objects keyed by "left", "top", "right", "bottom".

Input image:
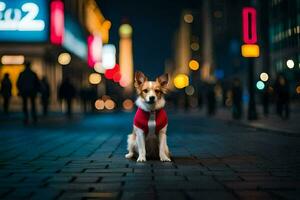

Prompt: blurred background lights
[
  {"left": 286, "top": 59, "right": 294, "bottom": 69},
  {"left": 119, "top": 24, "right": 132, "bottom": 37},
  {"left": 1, "top": 55, "right": 25, "bottom": 65},
  {"left": 102, "top": 44, "right": 116, "bottom": 69},
  {"left": 89, "top": 73, "right": 101, "bottom": 85},
  {"left": 256, "top": 81, "right": 265, "bottom": 90},
  {"left": 95, "top": 99, "right": 105, "bottom": 110},
  {"left": 174, "top": 74, "right": 189, "bottom": 89},
  {"left": 185, "top": 85, "right": 195, "bottom": 96},
  {"left": 58, "top": 52, "right": 71, "bottom": 65},
  {"left": 189, "top": 60, "right": 199, "bottom": 70},
  {"left": 190, "top": 42, "right": 199, "bottom": 51},
  {"left": 94, "top": 62, "right": 105, "bottom": 73},
  {"left": 296, "top": 86, "right": 300, "bottom": 94},
  {"left": 184, "top": 14, "right": 193, "bottom": 23},
  {"left": 123, "top": 99, "right": 134, "bottom": 110},
  {"left": 260, "top": 72, "right": 269, "bottom": 82},
  {"left": 102, "top": 20, "right": 112, "bottom": 30},
  {"left": 104, "top": 99, "right": 115, "bottom": 110}
]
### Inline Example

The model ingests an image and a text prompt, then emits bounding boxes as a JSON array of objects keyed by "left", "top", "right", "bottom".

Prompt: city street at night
[
  {"left": 0, "top": 112, "right": 299, "bottom": 200},
  {"left": 0, "top": 0, "right": 300, "bottom": 199}
]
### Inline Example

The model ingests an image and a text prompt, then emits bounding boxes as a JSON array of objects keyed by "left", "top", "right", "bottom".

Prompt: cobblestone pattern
[{"left": 0, "top": 113, "right": 299, "bottom": 200}]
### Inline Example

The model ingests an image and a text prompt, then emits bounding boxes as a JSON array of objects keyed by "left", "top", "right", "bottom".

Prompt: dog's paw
[
  {"left": 160, "top": 154, "right": 171, "bottom": 162},
  {"left": 137, "top": 155, "right": 146, "bottom": 162},
  {"left": 125, "top": 153, "right": 133, "bottom": 159}
]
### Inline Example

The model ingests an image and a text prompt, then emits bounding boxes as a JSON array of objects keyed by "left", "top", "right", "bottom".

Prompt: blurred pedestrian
[
  {"left": 58, "top": 77, "right": 76, "bottom": 118},
  {"left": 0, "top": 73, "right": 12, "bottom": 115},
  {"left": 40, "top": 76, "right": 50, "bottom": 116},
  {"left": 206, "top": 83, "right": 216, "bottom": 116},
  {"left": 274, "top": 74, "right": 290, "bottom": 119},
  {"left": 231, "top": 78, "right": 243, "bottom": 119},
  {"left": 17, "top": 61, "right": 40, "bottom": 124}
]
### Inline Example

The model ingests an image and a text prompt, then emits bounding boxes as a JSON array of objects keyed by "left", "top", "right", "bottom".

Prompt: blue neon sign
[{"left": 0, "top": 0, "right": 49, "bottom": 42}]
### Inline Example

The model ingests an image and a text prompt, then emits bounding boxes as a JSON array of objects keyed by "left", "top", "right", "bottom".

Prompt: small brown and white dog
[{"left": 125, "top": 71, "right": 171, "bottom": 162}]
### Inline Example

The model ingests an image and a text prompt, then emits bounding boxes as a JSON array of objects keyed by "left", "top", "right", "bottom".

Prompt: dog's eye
[
  {"left": 143, "top": 89, "right": 148, "bottom": 93},
  {"left": 155, "top": 89, "right": 161, "bottom": 93}
]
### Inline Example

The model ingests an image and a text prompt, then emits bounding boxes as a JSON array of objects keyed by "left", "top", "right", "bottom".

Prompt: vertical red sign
[
  {"left": 50, "top": 0, "right": 64, "bottom": 45},
  {"left": 87, "top": 35, "right": 102, "bottom": 68},
  {"left": 242, "top": 7, "right": 257, "bottom": 44}
]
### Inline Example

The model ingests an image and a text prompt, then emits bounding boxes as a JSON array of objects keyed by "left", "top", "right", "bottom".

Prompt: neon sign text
[{"left": 0, "top": 1, "right": 45, "bottom": 31}]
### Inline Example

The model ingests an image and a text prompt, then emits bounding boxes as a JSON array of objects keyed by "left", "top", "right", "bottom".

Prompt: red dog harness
[{"left": 134, "top": 108, "right": 168, "bottom": 135}]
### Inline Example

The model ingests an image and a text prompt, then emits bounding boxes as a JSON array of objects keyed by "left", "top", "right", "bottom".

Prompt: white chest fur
[{"left": 147, "top": 112, "right": 156, "bottom": 135}]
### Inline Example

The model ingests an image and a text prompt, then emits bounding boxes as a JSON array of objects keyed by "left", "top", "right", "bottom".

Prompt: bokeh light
[
  {"left": 260, "top": 72, "right": 269, "bottom": 82},
  {"left": 102, "top": 20, "right": 112, "bottom": 30},
  {"left": 184, "top": 14, "right": 193, "bottom": 23},
  {"left": 286, "top": 59, "right": 294, "bottom": 69},
  {"left": 94, "top": 62, "right": 105, "bottom": 74},
  {"left": 58, "top": 52, "right": 71, "bottom": 65},
  {"left": 174, "top": 74, "right": 189, "bottom": 89},
  {"left": 190, "top": 42, "right": 199, "bottom": 51},
  {"left": 296, "top": 86, "right": 300, "bottom": 94},
  {"left": 102, "top": 44, "right": 116, "bottom": 69},
  {"left": 123, "top": 99, "right": 134, "bottom": 110},
  {"left": 95, "top": 99, "right": 105, "bottom": 110},
  {"left": 89, "top": 73, "right": 101, "bottom": 85},
  {"left": 185, "top": 85, "right": 195, "bottom": 96},
  {"left": 1, "top": 55, "right": 25, "bottom": 65},
  {"left": 119, "top": 24, "right": 133, "bottom": 37},
  {"left": 189, "top": 60, "right": 199, "bottom": 71},
  {"left": 256, "top": 81, "right": 265, "bottom": 90},
  {"left": 105, "top": 99, "right": 115, "bottom": 110}
]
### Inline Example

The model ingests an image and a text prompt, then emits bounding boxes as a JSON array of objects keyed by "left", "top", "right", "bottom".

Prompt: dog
[{"left": 125, "top": 71, "right": 171, "bottom": 162}]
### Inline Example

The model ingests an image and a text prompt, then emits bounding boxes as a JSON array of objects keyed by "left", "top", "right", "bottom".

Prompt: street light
[
  {"left": 286, "top": 59, "right": 294, "bottom": 69},
  {"left": 58, "top": 52, "right": 71, "bottom": 65},
  {"left": 260, "top": 72, "right": 269, "bottom": 82}
]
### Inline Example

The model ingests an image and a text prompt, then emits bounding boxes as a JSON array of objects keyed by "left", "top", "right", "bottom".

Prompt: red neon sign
[
  {"left": 87, "top": 35, "right": 103, "bottom": 68},
  {"left": 242, "top": 7, "right": 257, "bottom": 44},
  {"left": 50, "top": 0, "right": 64, "bottom": 45}
]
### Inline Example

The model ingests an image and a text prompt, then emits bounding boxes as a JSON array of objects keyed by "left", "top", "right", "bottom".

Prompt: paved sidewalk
[
  {"left": 0, "top": 112, "right": 300, "bottom": 200},
  {"left": 211, "top": 104, "right": 300, "bottom": 135}
]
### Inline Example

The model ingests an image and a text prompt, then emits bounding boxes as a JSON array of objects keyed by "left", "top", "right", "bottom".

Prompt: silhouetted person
[
  {"left": 58, "top": 77, "right": 76, "bottom": 118},
  {"left": 207, "top": 83, "right": 216, "bottom": 116},
  {"left": 231, "top": 78, "right": 243, "bottom": 119},
  {"left": 17, "top": 62, "right": 40, "bottom": 124},
  {"left": 274, "top": 75, "right": 290, "bottom": 119},
  {"left": 0, "top": 73, "right": 12, "bottom": 115},
  {"left": 40, "top": 76, "right": 50, "bottom": 116}
]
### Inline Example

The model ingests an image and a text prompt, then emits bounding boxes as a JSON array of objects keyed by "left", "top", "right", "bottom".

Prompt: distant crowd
[
  {"left": 0, "top": 61, "right": 292, "bottom": 124},
  {"left": 0, "top": 61, "right": 79, "bottom": 124}
]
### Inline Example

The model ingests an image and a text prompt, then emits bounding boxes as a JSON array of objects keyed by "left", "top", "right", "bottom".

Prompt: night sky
[{"left": 98, "top": 0, "right": 201, "bottom": 79}]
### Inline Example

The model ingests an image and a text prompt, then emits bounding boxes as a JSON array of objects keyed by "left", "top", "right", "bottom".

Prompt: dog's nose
[{"left": 149, "top": 96, "right": 155, "bottom": 102}]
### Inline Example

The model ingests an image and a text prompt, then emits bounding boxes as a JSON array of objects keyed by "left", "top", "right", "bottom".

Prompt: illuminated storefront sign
[
  {"left": 241, "top": 7, "right": 259, "bottom": 58},
  {"left": 0, "top": 0, "right": 48, "bottom": 41}
]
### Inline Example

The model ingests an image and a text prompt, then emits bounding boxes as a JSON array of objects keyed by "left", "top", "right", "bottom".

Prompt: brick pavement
[{"left": 0, "top": 113, "right": 299, "bottom": 200}]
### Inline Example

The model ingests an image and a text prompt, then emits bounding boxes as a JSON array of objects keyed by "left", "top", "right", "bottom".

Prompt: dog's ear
[
  {"left": 157, "top": 73, "right": 169, "bottom": 94},
  {"left": 134, "top": 71, "right": 147, "bottom": 93}
]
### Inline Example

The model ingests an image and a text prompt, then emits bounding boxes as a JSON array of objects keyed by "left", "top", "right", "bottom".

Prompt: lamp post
[{"left": 241, "top": 7, "right": 259, "bottom": 120}]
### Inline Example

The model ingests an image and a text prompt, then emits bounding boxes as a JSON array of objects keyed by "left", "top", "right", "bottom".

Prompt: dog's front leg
[
  {"left": 135, "top": 128, "right": 146, "bottom": 162},
  {"left": 158, "top": 127, "right": 171, "bottom": 162}
]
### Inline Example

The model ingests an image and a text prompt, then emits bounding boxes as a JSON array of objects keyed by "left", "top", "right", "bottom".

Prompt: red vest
[{"left": 134, "top": 108, "right": 168, "bottom": 135}]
